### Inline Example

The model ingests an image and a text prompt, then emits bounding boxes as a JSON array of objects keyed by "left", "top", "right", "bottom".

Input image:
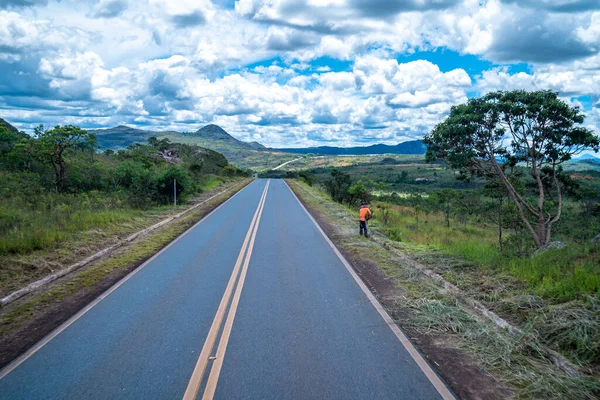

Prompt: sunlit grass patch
[{"left": 200, "top": 175, "right": 224, "bottom": 191}]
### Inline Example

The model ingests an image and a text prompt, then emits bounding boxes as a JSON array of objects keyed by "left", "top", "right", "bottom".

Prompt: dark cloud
[
  {"left": 243, "top": 3, "right": 367, "bottom": 35},
  {"left": 142, "top": 96, "right": 169, "bottom": 116},
  {"left": 151, "top": 30, "right": 163, "bottom": 46},
  {"left": 149, "top": 70, "right": 180, "bottom": 98},
  {"left": 250, "top": 115, "right": 300, "bottom": 126},
  {"left": 500, "top": 0, "right": 600, "bottom": 13},
  {"left": 488, "top": 13, "right": 597, "bottom": 63},
  {"left": 0, "top": 0, "right": 47, "bottom": 9},
  {"left": 168, "top": 99, "right": 197, "bottom": 111},
  {"left": 215, "top": 103, "right": 258, "bottom": 116},
  {"left": 0, "top": 96, "right": 60, "bottom": 111},
  {"left": 0, "top": 56, "right": 54, "bottom": 98},
  {"left": 266, "top": 30, "right": 317, "bottom": 51},
  {"left": 246, "top": 0, "right": 459, "bottom": 31},
  {"left": 88, "top": 0, "right": 128, "bottom": 18},
  {"left": 349, "top": 0, "right": 460, "bottom": 17},
  {"left": 311, "top": 111, "right": 338, "bottom": 124},
  {"left": 252, "top": 17, "right": 356, "bottom": 35},
  {"left": 171, "top": 11, "right": 206, "bottom": 28}
]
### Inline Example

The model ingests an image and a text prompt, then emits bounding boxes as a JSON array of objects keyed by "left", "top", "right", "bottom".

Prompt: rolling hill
[
  {"left": 572, "top": 154, "right": 600, "bottom": 163},
  {"left": 88, "top": 125, "right": 156, "bottom": 149},
  {"left": 16, "top": 119, "right": 429, "bottom": 169},
  {"left": 275, "top": 140, "right": 427, "bottom": 155},
  {"left": 89, "top": 124, "right": 297, "bottom": 170}
]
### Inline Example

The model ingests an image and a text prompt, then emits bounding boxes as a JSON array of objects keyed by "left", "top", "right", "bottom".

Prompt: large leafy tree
[
  {"left": 424, "top": 90, "right": 599, "bottom": 248},
  {"left": 29, "top": 125, "right": 97, "bottom": 191}
]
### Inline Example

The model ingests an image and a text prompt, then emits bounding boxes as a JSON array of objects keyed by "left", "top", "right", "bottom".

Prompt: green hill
[
  {"left": 88, "top": 125, "right": 156, "bottom": 148},
  {"left": 91, "top": 124, "right": 296, "bottom": 170},
  {"left": 0, "top": 118, "right": 19, "bottom": 134}
]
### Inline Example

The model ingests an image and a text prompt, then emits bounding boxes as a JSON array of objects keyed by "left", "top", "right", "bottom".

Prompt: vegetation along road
[{"left": 0, "top": 179, "right": 454, "bottom": 399}]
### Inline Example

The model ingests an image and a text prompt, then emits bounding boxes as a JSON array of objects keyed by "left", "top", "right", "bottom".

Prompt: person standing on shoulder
[{"left": 359, "top": 201, "right": 372, "bottom": 237}]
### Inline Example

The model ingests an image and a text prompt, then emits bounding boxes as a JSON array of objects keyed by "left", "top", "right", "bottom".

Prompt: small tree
[
  {"left": 348, "top": 180, "right": 372, "bottom": 205},
  {"left": 325, "top": 168, "right": 351, "bottom": 203},
  {"left": 156, "top": 166, "right": 191, "bottom": 204},
  {"left": 376, "top": 203, "right": 391, "bottom": 225},
  {"left": 424, "top": 90, "right": 599, "bottom": 248},
  {"left": 30, "top": 125, "right": 96, "bottom": 191},
  {"left": 455, "top": 190, "right": 483, "bottom": 223},
  {"left": 432, "top": 188, "right": 456, "bottom": 228},
  {"left": 223, "top": 164, "right": 238, "bottom": 176}
]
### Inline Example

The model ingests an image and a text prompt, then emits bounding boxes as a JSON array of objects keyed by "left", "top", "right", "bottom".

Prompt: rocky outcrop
[{"left": 533, "top": 241, "right": 566, "bottom": 256}]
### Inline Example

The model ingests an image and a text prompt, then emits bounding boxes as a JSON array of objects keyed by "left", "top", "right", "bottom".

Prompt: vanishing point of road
[{"left": 0, "top": 179, "right": 454, "bottom": 400}]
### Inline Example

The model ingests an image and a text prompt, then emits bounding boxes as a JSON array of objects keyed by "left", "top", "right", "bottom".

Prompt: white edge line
[
  {"left": 0, "top": 180, "right": 256, "bottom": 380},
  {"left": 282, "top": 180, "right": 456, "bottom": 400}
]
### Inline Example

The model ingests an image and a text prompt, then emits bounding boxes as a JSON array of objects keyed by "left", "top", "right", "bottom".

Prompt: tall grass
[
  {"left": 0, "top": 191, "right": 142, "bottom": 255},
  {"left": 375, "top": 201, "right": 600, "bottom": 302},
  {"left": 200, "top": 175, "right": 225, "bottom": 191}
]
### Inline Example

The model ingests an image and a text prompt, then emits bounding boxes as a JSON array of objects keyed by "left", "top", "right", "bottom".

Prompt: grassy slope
[
  {"left": 376, "top": 202, "right": 600, "bottom": 301},
  {"left": 0, "top": 176, "right": 242, "bottom": 297},
  {"left": 289, "top": 179, "right": 600, "bottom": 399}
]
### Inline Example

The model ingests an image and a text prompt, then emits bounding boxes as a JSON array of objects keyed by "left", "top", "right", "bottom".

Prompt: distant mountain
[
  {"left": 276, "top": 140, "right": 427, "bottom": 155},
  {"left": 88, "top": 125, "right": 155, "bottom": 149},
  {"left": 572, "top": 154, "right": 600, "bottom": 162},
  {"left": 89, "top": 124, "right": 262, "bottom": 152},
  {"left": 88, "top": 124, "right": 282, "bottom": 168},
  {"left": 0, "top": 118, "right": 19, "bottom": 133},
  {"left": 187, "top": 124, "right": 246, "bottom": 146},
  {"left": 87, "top": 123, "right": 428, "bottom": 168}
]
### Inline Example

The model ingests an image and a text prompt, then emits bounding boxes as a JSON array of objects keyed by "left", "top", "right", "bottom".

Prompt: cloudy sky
[{"left": 1, "top": 0, "right": 600, "bottom": 147}]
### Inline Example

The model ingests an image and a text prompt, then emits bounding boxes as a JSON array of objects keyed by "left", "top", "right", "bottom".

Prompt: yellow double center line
[{"left": 183, "top": 179, "right": 270, "bottom": 400}]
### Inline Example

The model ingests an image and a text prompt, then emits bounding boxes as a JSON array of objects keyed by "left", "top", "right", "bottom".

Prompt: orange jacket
[{"left": 359, "top": 207, "right": 372, "bottom": 222}]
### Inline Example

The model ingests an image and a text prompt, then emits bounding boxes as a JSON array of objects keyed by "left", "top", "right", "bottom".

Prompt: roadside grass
[
  {"left": 0, "top": 172, "right": 227, "bottom": 257},
  {"left": 200, "top": 176, "right": 225, "bottom": 191},
  {"left": 0, "top": 192, "right": 144, "bottom": 255},
  {"left": 289, "top": 180, "right": 600, "bottom": 399},
  {"left": 0, "top": 178, "right": 247, "bottom": 297},
  {"left": 0, "top": 184, "right": 243, "bottom": 338},
  {"left": 372, "top": 201, "right": 600, "bottom": 303},
  {"left": 374, "top": 200, "right": 600, "bottom": 368}
]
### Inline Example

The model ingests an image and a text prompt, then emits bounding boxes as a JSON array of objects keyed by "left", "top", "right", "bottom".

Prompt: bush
[
  {"left": 155, "top": 166, "right": 192, "bottom": 204},
  {"left": 385, "top": 228, "right": 402, "bottom": 242},
  {"left": 348, "top": 180, "right": 372, "bottom": 206}
]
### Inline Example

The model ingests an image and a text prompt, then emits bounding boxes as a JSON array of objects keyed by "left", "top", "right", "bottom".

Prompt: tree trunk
[
  {"left": 489, "top": 155, "right": 542, "bottom": 247},
  {"left": 498, "top": 197, "right": 503, "bottom": 253},
  {"left": 58, "top": 157, "right": 66, "bottom": 192}
]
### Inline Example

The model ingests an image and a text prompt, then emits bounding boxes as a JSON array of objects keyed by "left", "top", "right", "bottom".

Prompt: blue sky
[{"left": 1, "top": 0, "right": 600, "bottom": 147}]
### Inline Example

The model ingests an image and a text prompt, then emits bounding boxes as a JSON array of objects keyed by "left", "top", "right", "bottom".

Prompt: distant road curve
[{"left": 272, "top": 157, "right": 302, "bottom": 170}]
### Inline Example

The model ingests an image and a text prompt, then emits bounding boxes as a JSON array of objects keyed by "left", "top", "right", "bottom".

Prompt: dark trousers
[{"left": 359, "top": 220, "right": 368, "bottom": 237}]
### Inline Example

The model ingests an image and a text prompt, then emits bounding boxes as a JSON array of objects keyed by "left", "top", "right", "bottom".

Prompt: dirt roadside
[{"left": 0, "top": 179, "right": 251, "bottom": 369}]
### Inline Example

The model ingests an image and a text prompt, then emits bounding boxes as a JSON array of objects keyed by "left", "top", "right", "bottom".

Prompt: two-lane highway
[{"left": 0, "top": 179, "right": 454, "bottom": 399}]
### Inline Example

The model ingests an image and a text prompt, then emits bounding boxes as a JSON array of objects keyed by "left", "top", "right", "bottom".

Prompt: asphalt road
[{"left": 0, "top": 179, "right": 453, "bottom": 400}]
